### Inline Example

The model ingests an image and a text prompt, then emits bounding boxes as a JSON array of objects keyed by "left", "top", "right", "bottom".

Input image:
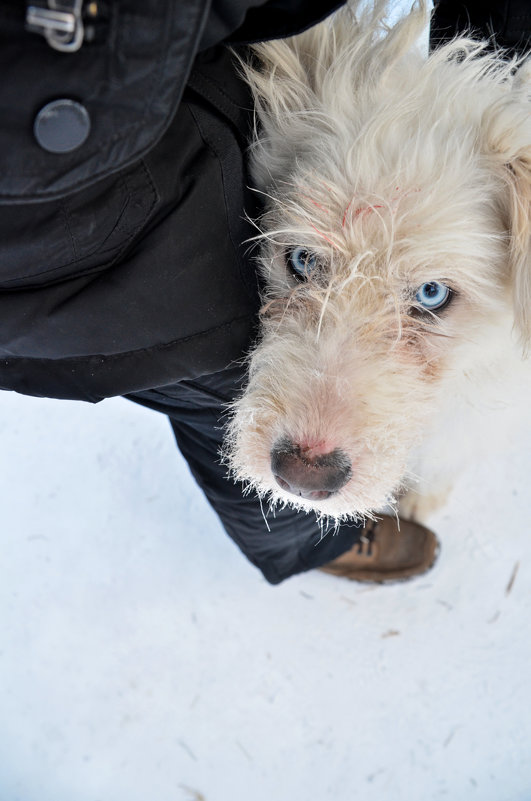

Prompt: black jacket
[
  {"left": 0, "top": 0, "right": 342, "bottom": 402},
  {"left": 1, "top": 0, "right": 528, "bottom": 402}
]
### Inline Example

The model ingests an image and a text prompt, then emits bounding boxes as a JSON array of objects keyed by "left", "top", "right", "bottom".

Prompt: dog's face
[{"left": 226, "top": 2, "right": 531, "bottom": 522}]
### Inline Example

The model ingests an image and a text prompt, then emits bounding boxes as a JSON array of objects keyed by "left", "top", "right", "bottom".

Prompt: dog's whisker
[
  {"left": 258, "top": 496, "right": 272, "bottom": 532},
  {"left": 316, "top": 283, "right": 333, "bottom": 340}
]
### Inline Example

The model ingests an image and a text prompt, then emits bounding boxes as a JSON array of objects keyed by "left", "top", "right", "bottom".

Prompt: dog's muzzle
[{"left": 270, "top": 438, "right": 352, "bottom": 501}]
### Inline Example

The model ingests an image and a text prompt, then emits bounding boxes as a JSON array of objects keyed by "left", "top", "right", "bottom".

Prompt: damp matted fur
[{"left": 223, "top": 0, "right": 531, "bottom": 524}]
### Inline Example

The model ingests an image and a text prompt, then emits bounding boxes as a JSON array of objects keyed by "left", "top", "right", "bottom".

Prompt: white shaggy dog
[{"left": 225, "top": 0, "right": 531, "bottom": 524}]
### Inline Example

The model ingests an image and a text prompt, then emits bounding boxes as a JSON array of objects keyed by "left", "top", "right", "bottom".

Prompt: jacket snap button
[{"left": 34, "top": 99, "right": 91, "bottom": 153}]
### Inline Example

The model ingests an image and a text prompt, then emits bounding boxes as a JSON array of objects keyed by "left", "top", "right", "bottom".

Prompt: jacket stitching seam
[{"left": 0, "top": 162, "right": 158, "bottom": 286}]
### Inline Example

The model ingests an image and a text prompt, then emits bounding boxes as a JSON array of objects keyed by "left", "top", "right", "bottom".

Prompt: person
[{"left": 0, "top": 0, "right": 528, "bottom": 585}]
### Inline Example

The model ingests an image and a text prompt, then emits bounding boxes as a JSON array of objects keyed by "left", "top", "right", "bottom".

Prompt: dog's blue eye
[
  {"left": 415, "top": 282, "right": 451, "bottom": 311},
  {"left": 288, "top": 247, "right": 318, "bottom": 280}
]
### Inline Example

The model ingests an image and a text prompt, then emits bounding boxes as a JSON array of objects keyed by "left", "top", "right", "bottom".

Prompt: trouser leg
[{"left": 127, "top": 366, "right": 363, "bottom": 585}]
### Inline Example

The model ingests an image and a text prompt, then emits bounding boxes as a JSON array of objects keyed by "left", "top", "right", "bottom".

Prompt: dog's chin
[
  {"left": 226, "top": 438, "right": 408, "bottom": 522},
  {"left": 240, "top": 476, "right": 400, "bottom": 523}
]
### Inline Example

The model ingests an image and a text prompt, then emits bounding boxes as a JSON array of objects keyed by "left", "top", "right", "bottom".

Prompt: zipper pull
[{"left": 26, "top": 0, "right": 84, "bottom": 53}]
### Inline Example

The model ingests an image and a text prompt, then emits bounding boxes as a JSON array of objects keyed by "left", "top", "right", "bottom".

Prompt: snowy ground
[
  {"left": 0, "top": 388, "right": 530, "bottom": 801},
  {"left": 2, "top": 3, "right": 531, "bottom": 799}
]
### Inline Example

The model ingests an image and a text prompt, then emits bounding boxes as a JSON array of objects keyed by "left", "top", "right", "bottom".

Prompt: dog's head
[{"left": 225, "top": 0, "right": 531, "bottom": 522}]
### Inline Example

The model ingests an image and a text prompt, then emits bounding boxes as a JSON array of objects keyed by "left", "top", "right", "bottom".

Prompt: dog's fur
[{"left": 225, "top": 0, "right": 531, "bottom": 524}]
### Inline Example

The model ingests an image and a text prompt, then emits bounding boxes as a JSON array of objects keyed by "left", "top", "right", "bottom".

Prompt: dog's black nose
[{"left": 270, "top": 438, "right": 352, "bottom": 501}]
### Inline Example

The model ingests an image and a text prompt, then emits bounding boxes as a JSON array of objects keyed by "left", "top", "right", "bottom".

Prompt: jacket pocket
[{"left": 0, "top": 160, "right": 158, "bottom": 289}]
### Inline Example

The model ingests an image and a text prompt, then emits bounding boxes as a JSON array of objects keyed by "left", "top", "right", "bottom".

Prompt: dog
[{"left": 224, "top": 0, "right": 531, "bottom": 525}]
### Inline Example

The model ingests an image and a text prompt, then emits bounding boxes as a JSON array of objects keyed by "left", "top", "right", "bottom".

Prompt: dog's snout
[{"left": 270, "top": 438, "right": 352, "bottom": 501}]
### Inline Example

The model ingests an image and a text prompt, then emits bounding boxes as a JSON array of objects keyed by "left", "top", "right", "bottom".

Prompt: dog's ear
[
  {"left": 238, "top": 36, "right": 326, "bottom": 190},
  {"left": 238, "top": 1, "right": 430, "bottom": 191},
  {"left": 481, "top": 64, "right": 531, "bottom": 347}
]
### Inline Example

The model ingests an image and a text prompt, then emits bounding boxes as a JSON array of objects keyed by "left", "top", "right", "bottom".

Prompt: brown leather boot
[{"left": 319, "top": 515, "right": 440, "bottom": 583}]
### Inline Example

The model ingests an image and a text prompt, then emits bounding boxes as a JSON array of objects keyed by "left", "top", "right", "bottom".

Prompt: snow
[
  {"left": 0, "top": 388, "right": 530, "bottom": 801},
  {"left": 2, "top": 4, "right": 531, "bottom": 798}
]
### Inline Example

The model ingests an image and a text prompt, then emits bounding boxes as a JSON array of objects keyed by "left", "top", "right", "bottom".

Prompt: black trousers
[{"left": 127, "top": 366, "right": 363, "bottom": 584}]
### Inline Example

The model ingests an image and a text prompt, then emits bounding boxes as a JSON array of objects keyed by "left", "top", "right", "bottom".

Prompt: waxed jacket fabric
[{"left": 0, "top": 0, "right": 343, "bottom": 402}]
